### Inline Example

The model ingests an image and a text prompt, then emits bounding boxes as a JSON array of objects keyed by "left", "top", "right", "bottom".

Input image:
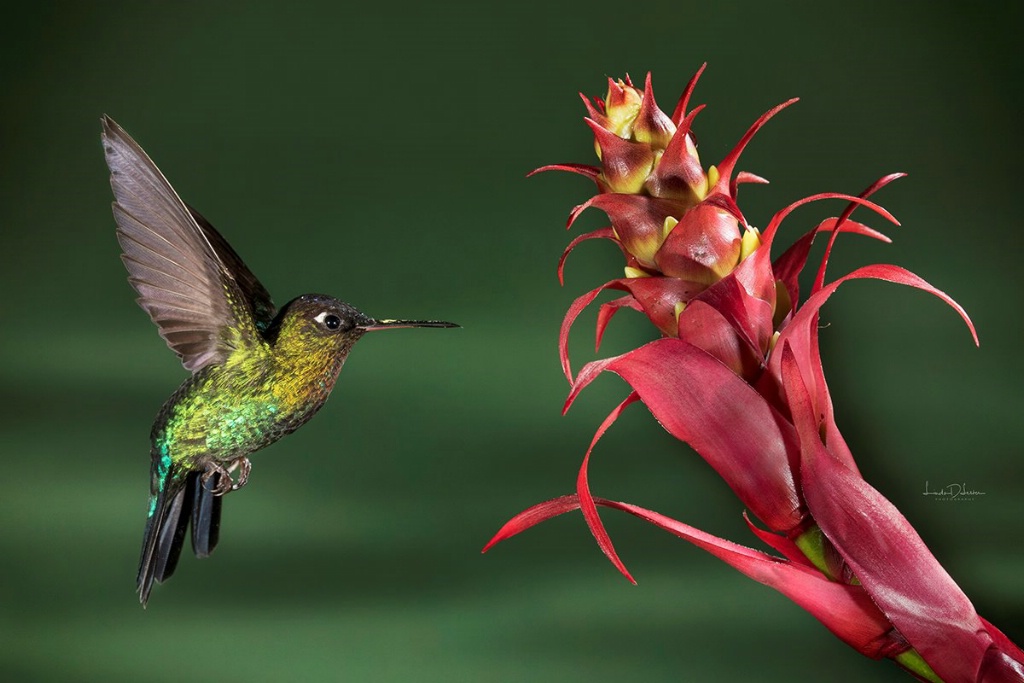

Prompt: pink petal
[
  {"left": 767, "top": 264, "right": 976, "bottom": 477},
  {"left": 713, "top": 98, "right": 799, "bottom": 195},
  {"left": 783, "top": 348, "right": 991, "bottom": 680},
  {"left": 979, "top": 650, "right": 1024, "bottom": 683},
  {"left": 579, "top": 92, "right": 608, "bottom": 127},
  {"left": 633, "top": 73, "right": 675, "bottom": 148},
  {"left": 730, "top": 232, "right": 778, "bottom": 306},
  {"left": 772, "top": 214, "right": 893, "bottom": 328},
  {"left": 645, "top": 106, "right": 707, "bottom": 202},
  {"left": 597, "top": 497, "right": 900, "bottom": 659},
  {"left": 690, "top": 272, "right": 775, "bottom": 362},
  {"left": 731, "top": 170, "right": 770, "bottom": 199},
  {"left": 586, "top": 119, "right": 657, "bottom": 194},
  {"left": 561, "top": 283, "right": 615, "bottom": 382},
  {"left": 815, "top": 217, "right": 892, "bottom": 243},
  {"left": 670, "top": 62, "right": 707, "bottom": 126},
  {"left": 981, "top": 618, "right": 1024, "bottom": 671},
  {"left": 776, "top": 216, "right": 892, "bottom": 282},
  {"left": 605, "top": 75, "right": 634, "bottom": 107},
  {"left": 575, "top": 392, "right": 641, "bottom": 584},
  {"left": 482, "top": 495, "right": 583, "bottom": 553},
  {"left": 528, "top": 163, "right": 603, "bottom": 184},
  {"left": 558, "top": 227, "right": 617, "bottom": 286},
  {"left": 595, "top": 295, "right": 643, "bottom": 352},
  {"left": 485, "top": 494, "right": 898, "bottom": 658},
  {"left": 655, "top": 202, "right": 742, "bottom": 284},
  {"left": 811, "top": 173, "right": 906, "bottom": 294},
  {"left": 771, "top": 264, "right": 979, "bottom": 416},
  {"left": 675, "top": 103, "right": 705, "bottom": 138},
  {"left": 979, "top": 618, "right": 1024, "bottom": 682},
  {"left": 565, "top": 338, "right": 805, "bottom": 533},
  {"left": 701, "top": 191, "right": 748, "bottom": 226},
  {"left": 613, "top": 276, "right": 707, "bottom": 337},
  {"left": 771, "top": 232, "right": 815, "bottom": 325},
  {"left": 569, "top": 193, "right": 690, "bottom": 268},
  {"left": 761, "top": 192, "right": 899, "bottom": 250},
  {"left": 742, "top": 512, "right": 817, "bottom": 568},
  {"left": 559, "top": 277, "right": 706, "bottom": 381},
  {"left": 675, "top": 300, "right": 760, "bottom": 377}
]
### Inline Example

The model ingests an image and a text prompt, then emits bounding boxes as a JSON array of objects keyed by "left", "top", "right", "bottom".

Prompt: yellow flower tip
[
  {"left": 673, "top": 301, "right": 686, "bottom": 321},
  {"left": 706, "top": 165, "right": 720, "bottom": 190},
  {"left": 662, "top": 215, "right": 679, "bottom": 240},
  {"left": 603, "top": 79, "right": 644, "bottom": 139},
  {"left": 706, "top": 165, "right": 719, "bottom": 186},
  {"left": 739, "top": 225, "right": 762, "bottom": 262},
  {"left": 772, "top": 279, "right": 792, "bottom": 328},
  {"left": 624, "top": 266, "right": 651, "bottom": 279}
]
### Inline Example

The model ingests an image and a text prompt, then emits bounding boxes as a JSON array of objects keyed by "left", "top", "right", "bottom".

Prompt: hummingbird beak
[{"left": 358, "top": 318, "right": 460, "bottom": 332}]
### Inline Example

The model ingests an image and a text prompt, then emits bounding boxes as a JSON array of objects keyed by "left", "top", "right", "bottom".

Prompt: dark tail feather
[
  {"left": 191, "top": 472, "right": 223, "bottom": 558},
  {"left": 150, "top": 474, "right": 194, "bottom": 583},
  {"left": 137, "top": 470, "right": 195, "bottom": 606}
]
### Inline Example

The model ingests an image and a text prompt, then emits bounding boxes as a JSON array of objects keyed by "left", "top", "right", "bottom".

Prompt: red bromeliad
[{"left": 484, "top": 66, "right": 1024, "bottom": 682}]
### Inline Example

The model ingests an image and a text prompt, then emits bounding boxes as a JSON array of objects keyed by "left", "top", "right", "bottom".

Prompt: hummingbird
[{"left": 101, "top": 116, "right": 457, "bottom": 607}]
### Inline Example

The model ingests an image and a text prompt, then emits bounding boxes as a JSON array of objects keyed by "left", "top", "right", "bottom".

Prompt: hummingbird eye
[{"left": 313, "top": 308, "right": 355, "bottom": 333}]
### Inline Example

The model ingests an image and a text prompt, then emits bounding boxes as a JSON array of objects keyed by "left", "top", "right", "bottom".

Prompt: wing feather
[
  {"left": 188, "top": 205, "right": 276, "bottom": 333},
  {"left": 102, "top": 116, "right": 271, "bottom": 371}
]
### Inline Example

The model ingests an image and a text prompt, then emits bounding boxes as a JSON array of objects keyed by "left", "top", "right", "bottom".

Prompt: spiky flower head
[
  {"left": 487, "top": 65, "right": 1024, "bottom": 682},
  {"left": 542, "top": 67, "right": 789, "bottom": 359}
]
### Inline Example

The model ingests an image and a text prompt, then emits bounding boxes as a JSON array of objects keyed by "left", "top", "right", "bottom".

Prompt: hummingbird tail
[
  {"left": 137, "top": 468, "right": 224, "bottom": 607},
  {"left": 190, "top": 472, "right": 223, "bottom": 559},
  {"left": 137, "top": 470, "right": 192, "bottom": 606}
]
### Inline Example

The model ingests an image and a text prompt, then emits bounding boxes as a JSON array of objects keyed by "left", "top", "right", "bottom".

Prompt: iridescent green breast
[
  {"left": 151, "top": 342, "right": 348, "bottom": 469},
  {"left": 152, "top": 362, "right": 284, "bottom": 468}
]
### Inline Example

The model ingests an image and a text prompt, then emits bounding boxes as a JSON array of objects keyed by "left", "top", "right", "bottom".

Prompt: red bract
[{"left": 486, "top": 66, "right": 1023, "bottom": 681}]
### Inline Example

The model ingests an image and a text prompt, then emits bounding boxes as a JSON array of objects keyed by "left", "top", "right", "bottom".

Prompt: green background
[{"left": 2, "top": 2, "right": 1021, "bottom": 681}]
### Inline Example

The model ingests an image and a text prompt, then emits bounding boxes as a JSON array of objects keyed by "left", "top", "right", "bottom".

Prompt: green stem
[
  {"left": 895, "top": 649, "right": 943, "bottom": 682},
  {"left": 793, "top": 525, "right": 835, "bottom": 580}
]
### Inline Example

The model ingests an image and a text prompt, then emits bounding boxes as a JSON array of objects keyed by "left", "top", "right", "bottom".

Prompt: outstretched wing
[
  {"left": 102, "top": 116, "right": 272, "bottom": 371},
  {"left": 186, "top": 204, "right": 277, "bottom": 334}
]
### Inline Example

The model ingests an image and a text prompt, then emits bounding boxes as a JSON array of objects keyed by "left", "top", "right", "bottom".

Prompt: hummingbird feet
[
  {"left": 228, "top": 457, "right": 251, "bottom": 491},
  {"left": 200, "top": 457, "right": 251, "bottom": 496}
]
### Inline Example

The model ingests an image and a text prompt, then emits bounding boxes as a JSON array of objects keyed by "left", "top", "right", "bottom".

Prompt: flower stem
[
  {"left": 794, "top": 524, "right": 836, "bottom": 580},
  {"left": 895, "top": 649, "right": 943, "bottom": 682}
]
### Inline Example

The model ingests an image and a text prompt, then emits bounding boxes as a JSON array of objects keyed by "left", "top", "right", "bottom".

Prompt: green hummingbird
[{"left": 101, "top": 116, "right": 457, "bottom": 607}]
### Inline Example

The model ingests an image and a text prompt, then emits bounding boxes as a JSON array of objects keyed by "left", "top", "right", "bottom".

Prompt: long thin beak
[{"left": 359, "top": 318, "right": 460, "bottom": 332}]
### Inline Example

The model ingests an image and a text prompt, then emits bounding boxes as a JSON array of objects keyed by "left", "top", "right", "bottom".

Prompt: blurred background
[{"left": 1, "top": 2, "right": 1021, "bottom": 681}]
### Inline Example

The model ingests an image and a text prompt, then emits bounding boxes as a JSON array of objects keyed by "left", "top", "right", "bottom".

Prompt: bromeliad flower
[{"left": 485, "top": 66, "right": 1024, "bottom": 681}]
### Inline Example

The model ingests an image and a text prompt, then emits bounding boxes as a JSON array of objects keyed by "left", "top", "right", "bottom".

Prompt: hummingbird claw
[
  {"left": 229, "top": 457, "right": 252, "bottom": 491},
  {"left": 201, "top": 462, "right": 235, "bottom": 496},
  {"left": 200, "top": 457, "right": 252, "bottom": 496}
]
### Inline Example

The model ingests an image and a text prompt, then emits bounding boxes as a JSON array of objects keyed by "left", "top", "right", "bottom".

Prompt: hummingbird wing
[
  {"left": 102, "top": 116, "right": 271, "bottom": 371},
  {"left": 186, "top": 204, "right": 277, "bottom": 334}
]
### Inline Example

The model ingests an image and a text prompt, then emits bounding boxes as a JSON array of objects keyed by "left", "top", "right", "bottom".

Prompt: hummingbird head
[
  {"left": 267, "top": 294, "right": 372, "bottom": 353},
  {"left": 267, "top": 294, "right": 458, "bottom": 356}
]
